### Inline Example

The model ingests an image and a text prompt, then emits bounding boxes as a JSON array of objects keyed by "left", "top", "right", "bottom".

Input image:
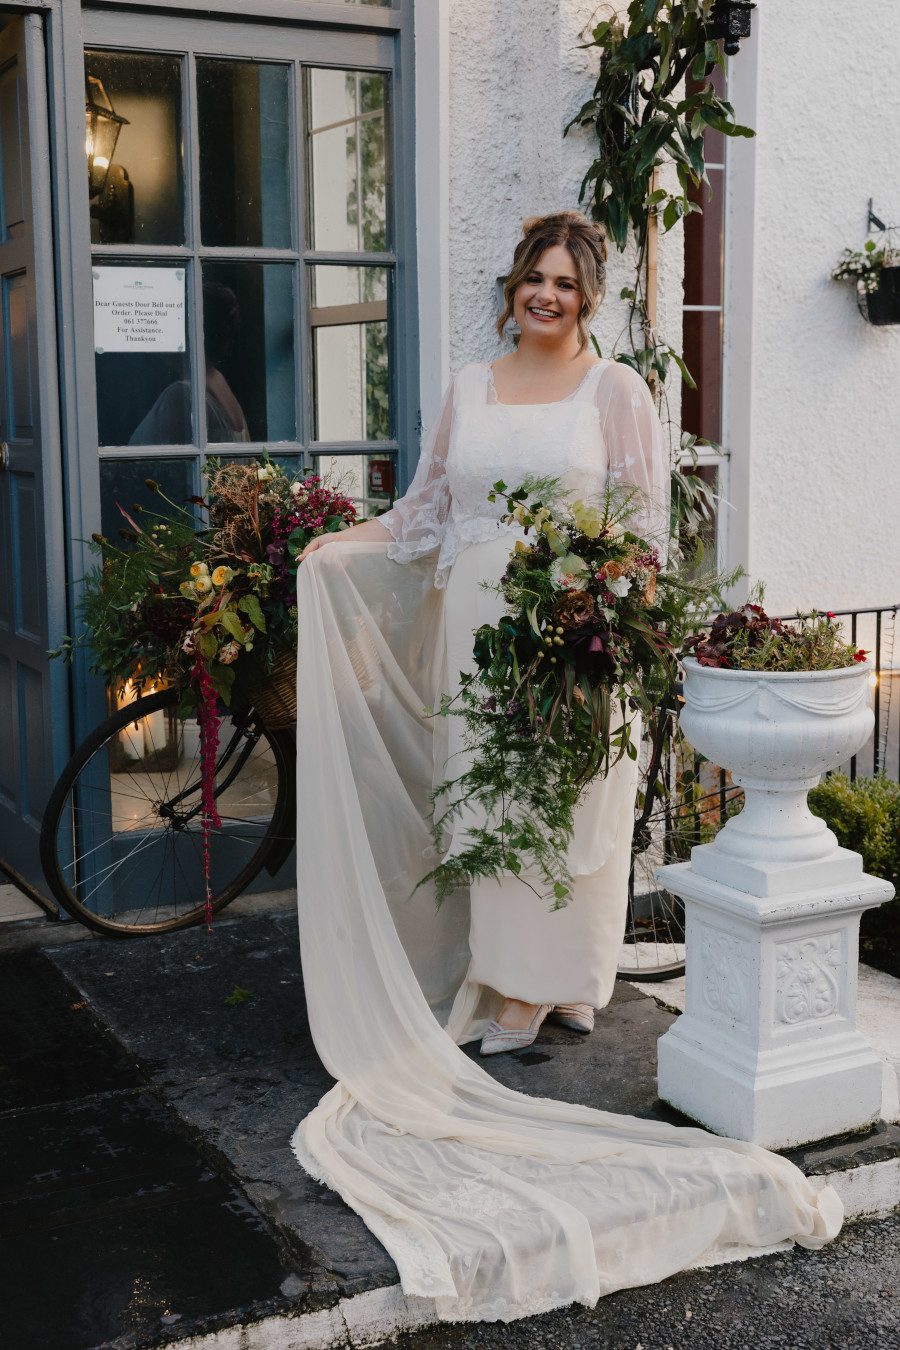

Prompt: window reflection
[
  {"left": 85, "top": 51, "right": 183, "bottom": 246},
  {"left": 313, "top": 452, "right": 396, "bottom": 519},
  {"left": 202, "top": 262, "right": 296, "bottom": 443},
  {"left": 100, "top": 457, "right": 195, "bottom": 546},
  {"left": 308, "top": 69, "right": 387, "bottom": 252},
  {"left": 197, "top": 59, "right": 291, "bottom": 248},
  {"left": 312, "top": 266, "right": 388, "bottom": 442},
  {"left": 95, "top": 263, "right": 192, "bottom": 447}
]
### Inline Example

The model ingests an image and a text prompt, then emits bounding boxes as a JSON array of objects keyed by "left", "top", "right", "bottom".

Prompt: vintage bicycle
[{"left": 39, "top": 681, "right": 721, "bottom": 980}]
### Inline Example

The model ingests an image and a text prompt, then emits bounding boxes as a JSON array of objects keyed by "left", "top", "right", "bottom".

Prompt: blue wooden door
[{"left": 0, "top": 16, "right": 64, "bottom": 891}]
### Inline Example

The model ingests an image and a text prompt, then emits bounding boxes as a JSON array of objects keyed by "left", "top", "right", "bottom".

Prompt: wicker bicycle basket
[{"left": 247, "top": 648, "right": 297, "bottom": 731}]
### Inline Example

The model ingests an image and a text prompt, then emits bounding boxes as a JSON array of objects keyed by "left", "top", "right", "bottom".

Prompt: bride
[{"left": 292, "top": 211, "right": 841, "bottom": 1322}]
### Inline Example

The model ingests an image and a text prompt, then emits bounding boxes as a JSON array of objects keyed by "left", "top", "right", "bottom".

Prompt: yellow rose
[
  {"left": 190, "top": 561, "right": 209, "bottom": 578},
  {"left": 194, "top": 575, "right": 212, "bottom": 595},
  {"left": 179, "top": 580, "right": 196, "bottom": 598},
  {"left": 211, "top": 565, "right": 233, "bottom": 588}
]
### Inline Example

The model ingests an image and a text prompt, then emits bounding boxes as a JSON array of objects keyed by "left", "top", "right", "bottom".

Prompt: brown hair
[{"left": 497, "top": 211, "right": 608, "bottom": 351}]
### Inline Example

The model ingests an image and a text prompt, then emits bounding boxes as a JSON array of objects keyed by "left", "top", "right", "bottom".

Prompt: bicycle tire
[{"left": 40, "top": 687, "right": 294, "bottom": 938}]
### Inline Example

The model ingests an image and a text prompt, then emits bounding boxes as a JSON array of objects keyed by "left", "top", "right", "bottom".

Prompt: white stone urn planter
[
  {"left": 678, "top": 657, "right": 876, "bottom": 896},
  {"left": 657, "top": 657, "right": 895, "bottom": 1149}
]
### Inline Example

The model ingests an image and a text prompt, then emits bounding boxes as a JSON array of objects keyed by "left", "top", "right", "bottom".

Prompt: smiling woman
[{"left": 288, "top": 210, "right": 841, "bottom": 1322}]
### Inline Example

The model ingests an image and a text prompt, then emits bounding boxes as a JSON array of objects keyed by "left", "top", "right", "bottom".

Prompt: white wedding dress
[{"left": 291, "top": 359, "right": 842, "bottom": 1323}]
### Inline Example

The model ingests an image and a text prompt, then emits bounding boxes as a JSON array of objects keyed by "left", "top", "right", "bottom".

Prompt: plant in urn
[
  {"left": 679, "top": 607, "right": 875, "bottom": 897},
  {"left": 656, "top": 606, "right": 895, "bottom": 1149}
]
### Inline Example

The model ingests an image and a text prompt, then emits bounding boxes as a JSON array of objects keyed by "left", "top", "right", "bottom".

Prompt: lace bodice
[{"left": 380, "top": 360, "right": 670, "bottom": 588}]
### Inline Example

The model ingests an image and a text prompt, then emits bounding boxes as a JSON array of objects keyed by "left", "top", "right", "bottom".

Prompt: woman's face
[{"left": 512, "top": 244, "right": 586, "bottom": 345}]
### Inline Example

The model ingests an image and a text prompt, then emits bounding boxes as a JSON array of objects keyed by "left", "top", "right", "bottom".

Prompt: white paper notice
[{"left": 93, "top": 267, "right": 186, "bottom": 353}]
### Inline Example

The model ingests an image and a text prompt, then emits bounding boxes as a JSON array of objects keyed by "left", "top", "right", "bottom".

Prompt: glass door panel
[
  {"left": 307, "top": 69, "right": 389, "bottom": 252},
  {"left": 197, "top": 59, "right": 292, "bottom": 248},
  {"left": 85, "top": 50, "right": 185, "bottom": 246},
  {"left": 311, "top": 264, "right": 389, "bottom": 441}
]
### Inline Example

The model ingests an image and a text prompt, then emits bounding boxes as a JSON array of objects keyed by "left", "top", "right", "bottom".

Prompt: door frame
[{"left": 42, "top": 0, "right": 420, "bottom": 752}]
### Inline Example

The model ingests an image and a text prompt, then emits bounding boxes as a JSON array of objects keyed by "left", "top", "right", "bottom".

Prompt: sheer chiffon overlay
[{"left": 291, "top": 361, "right": 842, "bottom": 1323}]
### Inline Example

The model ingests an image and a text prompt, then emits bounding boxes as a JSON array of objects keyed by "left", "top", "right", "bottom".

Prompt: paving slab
[
  {"left": 11, "top": 906, "right": 899, "bottom": 1349},
  {"left": 0, "top": 949, "right": 313, "bottom": 1350}
]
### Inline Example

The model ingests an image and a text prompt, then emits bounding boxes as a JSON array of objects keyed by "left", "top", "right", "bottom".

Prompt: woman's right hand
[{"left": 298, "top": 516, "right": 392, "bottom": 563}]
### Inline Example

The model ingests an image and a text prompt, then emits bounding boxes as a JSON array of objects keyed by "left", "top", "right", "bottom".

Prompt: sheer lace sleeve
[
  {"left": 379, "top": 377, "right": 455, "bottom": 564},
  {"left": 596, "top": 361, "right": 671, "bottom": 561}
]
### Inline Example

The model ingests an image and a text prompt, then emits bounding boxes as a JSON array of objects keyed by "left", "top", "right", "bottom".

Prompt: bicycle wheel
[
  {"left": 618, "top": 805, "right": 687, "bottom": 981},
  {"left": 40, "top": 687, "right": 295, "bottom": 937},
  {"left": 617, "top": 701, "right": 686, "bottom": 982}
]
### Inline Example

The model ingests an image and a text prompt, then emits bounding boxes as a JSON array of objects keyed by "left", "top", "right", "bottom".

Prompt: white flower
[
  {"left": 550, "top": 554, "right": 589, "bottom": 591},
  {"left": 290, "top": 481, "right": 303, "bottom": 495},
  {"left": 605, "top": 521, "right": 626, "bottom": 540},
  {"left": 257, "top": 465, "right": 275, "bottom": 482},
  {"left": 181, "top": 632, "right": 196, "bottom": 654},
  {"left": 607, "top": 574, "right": 632, "bottom": 598}
]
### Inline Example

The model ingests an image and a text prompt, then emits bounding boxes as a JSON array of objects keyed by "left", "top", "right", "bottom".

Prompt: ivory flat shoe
[
  {"left": 479, "top": 1003, "right": 552, "bottom": 1056},
  {"left": 550, "top": 1003, "right": 595, "bottom": 1034}
]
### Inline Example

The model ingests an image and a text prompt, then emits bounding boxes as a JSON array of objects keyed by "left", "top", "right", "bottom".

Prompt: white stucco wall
[
  {"left": 417, "top": 0, "right": 683, "bottom": 439},
  {"left": 724, "top": 0, "right": 900, "bottom": 614}
]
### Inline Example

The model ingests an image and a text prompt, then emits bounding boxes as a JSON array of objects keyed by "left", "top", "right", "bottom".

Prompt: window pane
[
  {"left": 681, "top": 309, "right": 723, "bottom": 443},
  {"left": 202, "top": 262, "right": 296, "bottom": 444},
  {"left": 308, "top": 69, "right": 388, "bottom": 252},
  {"left": 197, "top": 59, "right": 291, "bottom": 248},
  {"left": 100, "top": 457, "right": 195, "bottom": 546},
  {"left": 95, "top": 262, "right": 192, "bottom": 447},
  {"left": 85, "top": 51, "right": 184, "bottom": 246},
  {"left": 313, "top": 453, "right": 396, "bottom": 518},
  {"left": 311, "top": 266, "right": 389, "bottom": 441}
]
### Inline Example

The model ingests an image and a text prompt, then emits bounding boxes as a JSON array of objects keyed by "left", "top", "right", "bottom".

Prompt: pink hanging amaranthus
[{"left": 191, "top": 654, "right": 222, "bottom": 932}]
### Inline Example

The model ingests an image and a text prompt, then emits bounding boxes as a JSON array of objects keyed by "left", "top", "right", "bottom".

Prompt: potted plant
[
  {"left": 832, "top": 239, "right": 900, "bottom": 326},
  {"left": 678, "top": 604, "right": 873, "bottom": 890}
]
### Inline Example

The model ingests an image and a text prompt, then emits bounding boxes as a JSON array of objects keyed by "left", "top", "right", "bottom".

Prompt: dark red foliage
[{"left": 684, "top": 603, "right": 786, "bottom": 668}]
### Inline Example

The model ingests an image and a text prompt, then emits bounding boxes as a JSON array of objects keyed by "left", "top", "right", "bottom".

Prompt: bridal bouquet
[{"left": 424, "top": 480, "right": 730, "bottom": 908}]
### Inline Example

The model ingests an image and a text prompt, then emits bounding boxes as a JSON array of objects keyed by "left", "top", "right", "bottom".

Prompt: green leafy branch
[{"left": 566, "top": 1, "right": 756, "bottom": 557}]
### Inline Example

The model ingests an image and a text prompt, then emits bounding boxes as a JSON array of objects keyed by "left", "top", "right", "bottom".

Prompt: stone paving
[{"left": 2, "top": 900, "right": 899, "bottom": 1349}]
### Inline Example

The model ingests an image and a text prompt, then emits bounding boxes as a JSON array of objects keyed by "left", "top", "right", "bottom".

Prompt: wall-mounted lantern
[
  {"left": 85, "top": 74, "right": 128, "bottom": 199},
  {"left": 711, "top": 0, "right": 755, "bottom": 56}
]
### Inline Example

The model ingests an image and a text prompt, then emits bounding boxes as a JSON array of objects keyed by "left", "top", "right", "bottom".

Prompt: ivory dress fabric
[{"left": 291, "top": 359, "right": 842, "bottom": 1323}]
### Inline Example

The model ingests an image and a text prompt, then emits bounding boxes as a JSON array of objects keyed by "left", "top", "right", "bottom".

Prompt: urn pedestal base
[{"left": 656, "top": 863, "right": 895, "bottom": 1150}]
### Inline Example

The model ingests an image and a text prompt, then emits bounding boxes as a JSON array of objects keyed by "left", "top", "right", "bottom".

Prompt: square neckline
[{"left": 485, "top": 359, "right": 605, "bottom": 407}]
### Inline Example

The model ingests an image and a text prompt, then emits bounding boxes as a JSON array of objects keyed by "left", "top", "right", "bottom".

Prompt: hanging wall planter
[{"left": 857, "top": 265, "right": 900, "bottom": 326}]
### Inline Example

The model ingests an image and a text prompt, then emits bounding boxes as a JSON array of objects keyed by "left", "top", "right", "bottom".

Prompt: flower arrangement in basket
[
  {"left": 422, "top": 479, "right": 738, "bottom": 909},
  {"left": 832, "top": 236, "right": 900, "bottom": 325},
  {"left": 63, "top": 456, "right": 357, "bottom": 716},
  {"left": 57, "top": 455, "right": 357, "bottom": 926}
]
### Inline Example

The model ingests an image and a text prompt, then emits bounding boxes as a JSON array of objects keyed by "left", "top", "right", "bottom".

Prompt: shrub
[{"left": 808, "top": 773, "right": 900, "bottom": 883}]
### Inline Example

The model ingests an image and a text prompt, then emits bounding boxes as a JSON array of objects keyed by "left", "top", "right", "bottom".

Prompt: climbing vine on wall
[{"left": 567, "top": 0, "right": 755, "bottom": 549}]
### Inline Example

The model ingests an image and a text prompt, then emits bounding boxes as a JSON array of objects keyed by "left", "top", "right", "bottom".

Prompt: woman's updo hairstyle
[{"left": 497, "top": 210, "right": 608, "bottom": 351}]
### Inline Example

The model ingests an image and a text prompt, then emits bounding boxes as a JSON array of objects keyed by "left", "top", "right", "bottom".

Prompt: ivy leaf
[
  {"left": 220, "top": 609, "right": 248, "bottom": 643},
  {"left": 207, "top": 662, "right": 235, "bottom": 706},
  {"left": 662, "top": 198, "right": 684, "bottom": 232},
  {"left": 237, "top": 593, "right": 266, "bottom": 632},
  {"left": 668, "top": 350, "right": 697, "bottom": 390}
]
